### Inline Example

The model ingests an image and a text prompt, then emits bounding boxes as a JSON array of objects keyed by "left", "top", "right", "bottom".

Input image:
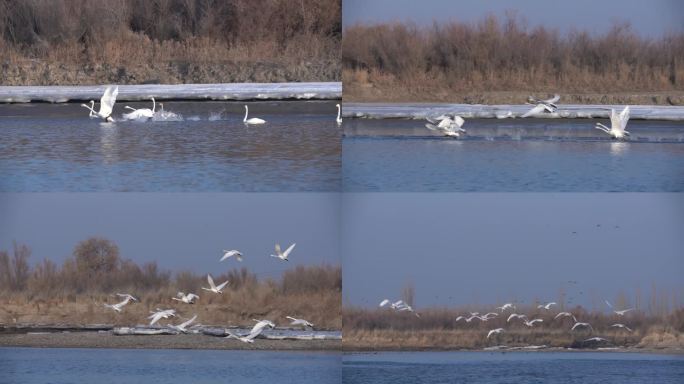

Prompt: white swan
[
  {"left": 571, "top": 322, "right": 593, "bottom": 331},
  {"left": 537, "top": 302, "right": 557, "bottom": 310},
  {"left": 86, "top": 100, "right": 96, "bottom": 118},
  {"left": 81, "top": 86, "right": 118, "bottom": 122},
  {"left": 270, "top": 243, "right": 296, "bottom": 261},
  {"left": 507, "top": 313, "right": 528, "bottom": 323},
  {"left": 220, "top": 250, "right": 243, "bottom": 262},
  {"left": 584, "top": 337, "right": 607, "bottom": 342},
  {"left": 168, "top": 315, "right": 197, "bottom": 333},
  {"left": 554, "top": 312, "right": 577, "bottom": 322},
  {"left": 201, "top": 274, "right": 229, "bottom": 294},
  {"left": 226, "top": 320, "right": 274, "bottom": 343},
  {"left": 497, "top": 303, "right": 516, "bottom": 312},
  {"left": 172, "top": 292, "right": 199, "bottom": 304},
  {"left": 104, "top": 293, "right": 138, "bottom": 312},
  {"left": 528, "top": 94, "right": 560, "bottom": 109},
  {"left": 610, "top": 323, "right": 633, "bottom": 332},
  {"left": 148, "top": 308, "right": 176, "bottom": 326},
  {"left": 613, "top": 308, "right": 635, "bottom": 316},
  {"left": 595, "top": 106, "right": 630, "bottom": 139},
  {"left": 336, "top": 104, "right": 342, "bottom": 125},
  {"left": 379, "top": 299, "right": 391, "bottom": 307},
  {"left": 123, "top": 97, "right": 155, "bottom": 120},
  {"left": 487, "top": 328, "right": 504, "bottom": 339},
  {"left": 243, "top": 105, "right": 266, "bottom": 125},
  {"left": 286, "top": 316, "right": 314, "bottom": 328},
  {"left": 425, "top": 114, "right": 466, "bottom": 137},
  {"left": 523, "top": 318, "right": 543, "bottom": 327},
  {"left": 156, "top": 102, "right": 181, "bottom": 120}
]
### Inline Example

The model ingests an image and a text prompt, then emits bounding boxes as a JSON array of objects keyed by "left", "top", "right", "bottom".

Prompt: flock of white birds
[
  {"left": 103, "top": 242, "right": 314, "bottom": 344},
  {"left": 424, "top": 94, "right": 632, "bottom": 140},
  {"left": 379, "top": 298, "right": 636, "bottom": 345},
  {"left": 81, "top": 86, "right": 343, "bottom": 125}
]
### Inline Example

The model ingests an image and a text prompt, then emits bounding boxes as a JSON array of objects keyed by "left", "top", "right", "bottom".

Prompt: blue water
[
  {"left": 0, "top": 101, "right": 340, "bottom": 191},
  {"left": 0, "top": 347, "right": 340, "bottom": 384},
  {"left": 343, "top": 138, "right": 684, "bottom": 191},
  {"left": 343, "top": 351, "right": 684, "bottom": 383}
]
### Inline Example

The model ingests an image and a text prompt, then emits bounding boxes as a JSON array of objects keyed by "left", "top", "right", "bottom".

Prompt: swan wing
[
  {"left": 544, "top": 94, "right": 560, "bottom": 104},
  {"left": 618, "top": 106, "right": 630, "bottom": 131},
  {"left": 522, "top": 104, "right": 545, "bottom": 117},
  {"left": 99, "top": 86, "right": 118, "bottom": 117},
  {"left": 379, "top": 299, "right": 390, "bottom": 307},
  {"left": 216, "top": 280, "right": 229, "bottom": 291},
  {"left": 180, "top": 315, "right": 197, "bottom": 328},
  {"left": 207, "top": 274, "right": 216, "bottom": 289},
  {"left": 283, "top": 243, "right": 296, "bottom": 257}
]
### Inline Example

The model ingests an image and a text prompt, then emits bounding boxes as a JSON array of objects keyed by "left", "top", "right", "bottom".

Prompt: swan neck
[{"left": 244, "top": 106, "right": 248, "bottom": 121}]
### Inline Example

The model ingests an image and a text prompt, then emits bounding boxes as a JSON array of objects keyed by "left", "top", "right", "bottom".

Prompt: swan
[
  {"left": 595, "top": 106, "right": 630, "bottom": 139},
  {"left": 584, "top": 337, "right": 607, "bottom": 342},
  {"left": 243, "top": 105, "right": 266, "bottom": 125},
  {"left": 425, "top": 114, "right": 466, "bottom": 137},
  {"left": 487, "top": 328, "right": 504, "bottom": 338},
  {"left": 81, "top": 86, "right": 118, "bottom": 122},
  {"left": 523, "top": 318, "right": 543, "bottom": 327},
  {"left": 613, "top": 308, "right": 635, "bottom": 316},
  {"left": 554, "top": 312, "right": 577, "bottom": 322},
  {"left": 270, "top": 243, "right": 296, "bottom": 261},
  {"left": 571, "top": 322, "right": 593, "bottom": 331},
  {"left": 507, "top": 313, "right": 528, "bottom": 323},
  {"left": 482, "top": 312, "right": 499, "bottom": 320},
  {"left": 379, "top": 299, "right": 391, "bottom": 307},
  {"left": 226, "top": 320, "right": 274, "bottom": 343},
  {"left": 122, "top": 97, "right": 155, "bottom": 120},
  {"left": 220, "top": 250, "right": 243, "bottom": 262},
  {"left": 537, "top": 302, "right": 557, "bottom": 310},
  {"left": 104, "top": 293, "right": 138, "bottom": 312},
  {"left": 86, "top": 100, "right": 96, "bottom": 118},
  {"left": 172, "top": 292, "right": 199, "bottom": 304},
  {"left": 497, "top": 303, "right": 516, "bottom": 312},
  {"left": 336, "top": 104, "right": 342, "bottom": 125},
  {"left": 396, "top": 303, "right": 420, "bottom": 317},
  {"left": 168, "top": 315, "right": 197, "bottom": 333},
  {"left": 528, "top": 94, "right": 560, "bottom": 109},
  {"left": 201, "top": 274, "right": 229, "bottom": 294},
  {"left": 610, "top": 323, "right": 633, "bottom": 332},
  {"left": 156, "top": 102, "right": 181, "bottom": 120},
  {"left": 148, "top": 308, "right": 176, "bottom": 326},
  {"left": 286, "top": 316, "right": 314, "bottom": 328}
]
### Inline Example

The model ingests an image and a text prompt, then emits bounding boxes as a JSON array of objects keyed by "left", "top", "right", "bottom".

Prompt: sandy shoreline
[{"left": 0, "top": 332, "right": 340, "bottom": 351}]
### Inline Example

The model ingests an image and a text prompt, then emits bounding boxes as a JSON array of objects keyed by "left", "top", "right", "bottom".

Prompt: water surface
[
  {"left": 0, "top": 347, "right": 340, "bottom": 384},
  {"left": 343, "top": 351, "right": 684, "bottom": 383},
  {"left": 0, "top": 101, "right": 340, "bottom": 191}
]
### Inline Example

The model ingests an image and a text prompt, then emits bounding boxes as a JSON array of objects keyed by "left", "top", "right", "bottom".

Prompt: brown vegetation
[
  {"left": 343, "top": 15, "right": 684, "bottom": 103},
  {"left": 0, "top": 239, "right": 341, "bottom": 329},
  {"left": 343, "top": 306, "right": 684, "bottom": 351},
  {"left": 0, "top": 0, "right": 341, "bottom": 85}
]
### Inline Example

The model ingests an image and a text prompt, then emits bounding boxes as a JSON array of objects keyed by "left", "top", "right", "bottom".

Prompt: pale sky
[{"left": 343, "top": 0, "right": 684, "bottom": 37}]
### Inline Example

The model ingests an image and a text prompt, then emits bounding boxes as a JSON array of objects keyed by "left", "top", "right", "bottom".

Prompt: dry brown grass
[
  {"left": 343, "top": 306, "right": 684, "bottom": 350},
  {"left": 0, "top": 240, "right": 341, "bottom": 329},
  {"left": 343, "top": 15, "right": 684, "bottom": 103},
  {"left": 0, "top": 0, "right": 341, "bottom": 84}
]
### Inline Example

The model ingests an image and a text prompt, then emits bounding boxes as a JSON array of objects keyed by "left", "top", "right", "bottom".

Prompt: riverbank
[{"left": 0, "top": 332, "right": 340, "bottom": 350}]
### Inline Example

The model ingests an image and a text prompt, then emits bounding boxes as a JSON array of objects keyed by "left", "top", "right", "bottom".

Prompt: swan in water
[
  {"left": 336, "top": 104, "right": 342, "bottom": 125},
  {"left": 610, "top": 323, "right": 633, "bottom": 332},
  {"left": 148, "top": 308, "right": 176, "bottom": 326},
  {"left": 270, "top": 243, "right": 296, "bottom": 261},
  {"left": 487, "top": 328, "right": 504, "bottom": 338},
  {"left": 81, "top": 86, "right": 118, "bottom": 122},
  {"left": 156, "top": 102, "right": 181, "bottom": 120},
  {"left": 104, "top": 293, "right": 138, "bottom": 312},
  {"left": 172, "top": 292, "right": 199, "bottom": 304},
  {"left": 595, "top": 106, "right": 630, "bottom": 139},
  {"left": 201, "top": 274, "right": 229, "bottom": 294},
  {"left": 425, "top": 114, "right": 466, "bottom": 137},
  {"left": 497, "top": 303, "right": 516, "bottom": 312},
  {"left": 122, "top": 97, "right": 155, "bottom": 120},
  {"left": 220, "top": 249, "right": 243, "bottom": 262},
  {"left": 286, "top": 316, "right": 314, "bottom": 328},
  {"left": 537, "top": 302, "right": 557, "bottom": 310},
  {"left": 168, "top": 315, "right": 198, "bottom": 333},
  {"left": 243, "top": 105, "right": 266, "bottom": 125},
  {"left": 554, "top": 312, "right": 577, "bottom": 322}
]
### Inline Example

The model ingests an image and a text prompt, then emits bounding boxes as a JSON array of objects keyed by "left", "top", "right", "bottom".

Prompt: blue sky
[
  {"left": 0, "top": 193, "right": 340, "bottom": 280},
  {"left": 343, "top": 0, "right": 684, "bottom": 37},
  {"left": 341, "top": 193, "right": 684, "bottom": 311}
]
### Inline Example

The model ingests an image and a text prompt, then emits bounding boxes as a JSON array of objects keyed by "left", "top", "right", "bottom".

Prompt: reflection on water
[
  {"left": 0, "top": 347, "right": 340, "bottom": 384},
  {"left": 0, "top": 101, "right": 341, "bottom": 191},
  {"left": 343, "top": 351, "right": 684, "bottom": 384},
  {"left": 343, "top": 138, "right": 684, "bottom": 192}
]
